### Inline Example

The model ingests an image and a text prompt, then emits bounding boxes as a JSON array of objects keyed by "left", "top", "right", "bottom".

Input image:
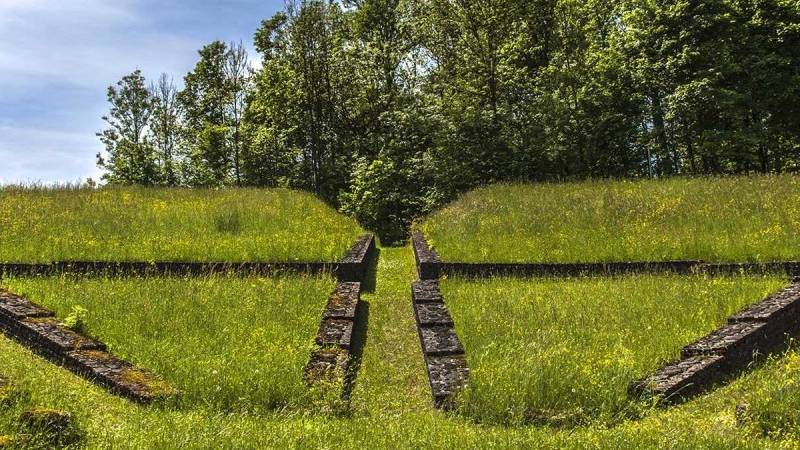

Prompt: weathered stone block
[
  {"left": 415, "top": 302, "right": 454, "bottom": 327},
  {"left": 412, "top": 233, "right": 441, "bottom": 280},
  {"left": 420, "top": 326, "right": 464, "bottom": 356},
  {"left": 426, "top": 355, "right": 469, "bottom": 408},
  {"left": 730, "top": 283, "right": 800, "bottom": 323},
  {"left": 315, "top": 319, "right": 354, "bottom": 349},
  {"left": 304, "top": 347, "right": 350, "bottom": 385},
  {"left": 340, "top": 234, "right": 375, "bottom": 264},
  {"left": 10, "top": 318, "right": 105, "bottom": 354},
  {"left": 322, "top": 282, "right": 360, "bottom": 320},
  {"left": 633, "top": 355, "right": 725, "bottom": 399},
  {"left": 412, "top": 280, "right": 443, "bottom": 304},
  {"left": 337, "top": 234, "right": 376, "bottom": 282},
  {"left": 65, "top": 350, "right": 176, "bottom": 403},
  {"left": 681, "top": 321, "right": 780, "bottom": 360},
  {"left": 0, "top": 290, "right": 53, "bottom": 321}
]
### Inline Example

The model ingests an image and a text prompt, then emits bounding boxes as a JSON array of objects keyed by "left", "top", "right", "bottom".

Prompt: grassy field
[
  {"left": 420, "top": 175, "right": 800, "bottom": 263},
  {"left": 2, "top": 181, "right": 800, "bottom": 448},
  {"left": 1, "top": 274, "right": 335, "bottom": 413},
  {"left": 441, "top": 275, "right": 788, "bottom": 426},
  {"left": 0, "top": 248, "right": 798, "bottom": 448},
  {"left": 738, "top": 350, "right": 800, "bottom": 438},
  {"left": 0, "top": 187, "right": 363, "bottom": 263}
]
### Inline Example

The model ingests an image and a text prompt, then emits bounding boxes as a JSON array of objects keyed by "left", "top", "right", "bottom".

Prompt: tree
[
  {"left": 225, "top": 42, "right": 252, "bottom": 185},
  {"left": 178, "top": 41, "right": 232, "bottom": 186},
  {"left": 97, "top": 0, "right": 800, "bottom": 240},
  {"left": 247, "top": 1, "right": 355, "bottom": 201},
  {"left": 96, "top": 70, "right": 159, "bottom": 185},
  {"left": 149, "top": 73, "right": 181, "bottom": 185}
]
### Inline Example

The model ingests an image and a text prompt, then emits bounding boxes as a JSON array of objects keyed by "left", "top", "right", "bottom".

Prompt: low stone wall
[
  {"left": 0, "top": 289, "right": 176, "bottom": 403},
  {"left": 412, "top": 233, "right": 441, "bottom": 280},
  {"left": 411, "top": 280, "right": 469, "bottom": 408},
  {"left": 337, "top": 234, "right": 377, "bottom": 283},
  {"left": 411, "top": 231, "right": 800, "bottom": 279},
  {"left": 304, "top": 282, "right": 362, "bottom": 386},
  {"left": 0, "top": 234, "right": 377, "bottom": 282},
  {"left": 633, "top": 280, "right": 800, "bottom": 402},
  {"left": 303, "top": 235, "right": 375, "bottom": 388},
  {"left": 0, "top": 261, "right": 335, "bottom": 278}
]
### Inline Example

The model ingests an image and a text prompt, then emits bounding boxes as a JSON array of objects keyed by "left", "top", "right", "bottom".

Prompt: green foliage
[
  {"left": 178, "top": 41, "right": 252, "bottom": 186},
  {"left": 96, "top": 70, "right": 159, "bottom": 185},
  {"left": 62, "top": 305, "right": 88, "bottom": 334},
  {"left": 339, "top": 105, "right": 440, "bottom": 244},
  {"left": 149, "top": 74, "right": 181, "bottom": 186},
  {"left": 98, "top": 0, "right": 800, "bottom": 240},
  {"left": 422, "top": 175, "right": 800, "bottom": 263}
]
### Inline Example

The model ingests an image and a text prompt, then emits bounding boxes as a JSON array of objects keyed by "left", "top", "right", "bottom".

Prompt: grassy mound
[
  {"left": 0, "top": 187, "right": 363, "bottom": 263},
  {"left": 420, "top": 175, "right": 800, "bottom": 263},
  {"left": 2, "top": 275, "right": 335, "bottom": 412},
  {"left": 442, "top": 274, "right": 787, "bottom": 426}
]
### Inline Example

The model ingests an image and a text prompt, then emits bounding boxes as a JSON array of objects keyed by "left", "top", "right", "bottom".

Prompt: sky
[{"left": 0, "top": 0, "right": 283, "bottom": 185}]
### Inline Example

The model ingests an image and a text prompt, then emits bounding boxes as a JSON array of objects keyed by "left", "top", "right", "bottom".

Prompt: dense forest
[{"left": 96, "top": 0, "right": 800, "bottom": 242}]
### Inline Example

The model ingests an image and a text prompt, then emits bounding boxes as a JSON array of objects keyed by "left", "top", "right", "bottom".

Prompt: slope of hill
[
  {"left": 420, "top": 175, "right": 800, "bottom": 263},
  {"left": 0, "top": 187, "right": 363, "bottom": 263}
]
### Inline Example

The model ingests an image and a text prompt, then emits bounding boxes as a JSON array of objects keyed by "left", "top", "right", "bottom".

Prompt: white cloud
[
  {"left": 0, "top": 0, "right": 193, "bottom": 184},
  {"left": 0, "top": 0, "right": 198, "bottom": 92},
  {"left": 0, "top": 0, "right": 273, "bottom": 184}
]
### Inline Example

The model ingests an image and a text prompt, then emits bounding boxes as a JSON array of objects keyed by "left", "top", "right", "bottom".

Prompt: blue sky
[{"left": 0, "top": 0, "right": 283, "bottom": 184}]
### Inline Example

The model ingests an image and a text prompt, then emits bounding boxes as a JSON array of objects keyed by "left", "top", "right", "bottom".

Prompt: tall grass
[
  {"left": 0, "top": 249, "right": 797, "bottom": 447},
  {"left": 738, "top": 348, "right": 800, "bottom": 439},
  {"left": 441, "top": 274, "right": 788, "bottom": 426},
  {"left": 2, "top": 274, "right": 335, "bottom": 413},
  {"left": 421, "top": 175, "right": 800, "bottom": 263},
  {"left": 0, "top": 187, "right": 363, "bottom": 262}
]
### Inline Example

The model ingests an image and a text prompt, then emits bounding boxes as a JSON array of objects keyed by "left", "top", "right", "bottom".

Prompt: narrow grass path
[{"left": 351, "top": 244, "right": 431, "bottom": 413}]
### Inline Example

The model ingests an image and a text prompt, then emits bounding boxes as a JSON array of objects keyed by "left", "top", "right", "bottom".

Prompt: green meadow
[
  {"left": 0, "top": 187, "right": 363, "bottom": 263},
  {"left": 2, "top": 275, "right": 335, "bottom": 413},
  {"left": 441, "top": 275, "right": 788, "bottom": 426},
  {"left": 0, "top": 250, "right": 799, "bottom": 448},
  {"left": 420, "top": 175, "right": 800, "bottom": 263},
  {"left": 0, "top": 183, "right": 799, "bottom": 448}
]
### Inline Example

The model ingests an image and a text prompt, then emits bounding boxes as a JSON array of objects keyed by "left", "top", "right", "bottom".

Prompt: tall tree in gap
[{"left": 96, "top": 70, "right": 159, "bottom": 185}]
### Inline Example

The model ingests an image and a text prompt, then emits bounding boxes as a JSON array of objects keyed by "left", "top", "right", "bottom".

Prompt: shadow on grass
[
  {"left": 342, "top": 300, "right": 369, "bottom": 401},
  {"left": 359, "top": 246, "right": 380, "bottom": 294}
]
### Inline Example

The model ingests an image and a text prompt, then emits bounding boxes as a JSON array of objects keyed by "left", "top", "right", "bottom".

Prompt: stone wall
[
  {"left": 0, "top": 289, "right": 176, "bottom": 403},
  {"left": 411, "top": 280, "right": 469, "bottom": 409},
  {"left": 633, "top": 280, "right": 800, "bottom": 402}
]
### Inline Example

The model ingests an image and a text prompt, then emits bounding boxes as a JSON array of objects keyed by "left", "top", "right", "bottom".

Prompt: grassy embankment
[
  {"left": 0, "top": 187, "right": 363, "bottom": 262},
  {"left": 421, "top": 175, "right": 800, "bottom": 263}
]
